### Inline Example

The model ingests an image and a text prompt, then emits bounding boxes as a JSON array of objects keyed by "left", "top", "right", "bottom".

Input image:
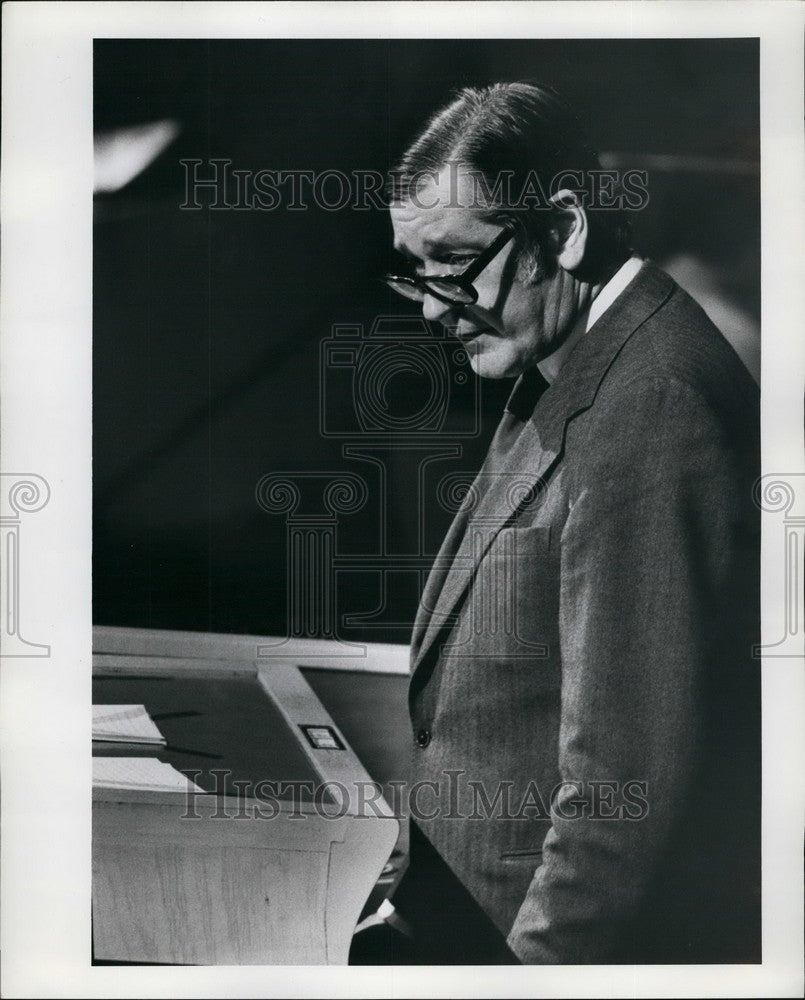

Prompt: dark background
[{"left": 93, "top": 38, "right": 760, "bottom": 641}]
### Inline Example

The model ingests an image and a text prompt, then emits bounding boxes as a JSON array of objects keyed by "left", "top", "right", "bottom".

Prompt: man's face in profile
[{"left": 390, "top": 165, "right": 582, "bottom": 379}]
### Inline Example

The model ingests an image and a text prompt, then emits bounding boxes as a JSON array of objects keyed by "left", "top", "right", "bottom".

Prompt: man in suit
[{"left": 350, "top": 83, "right": 760, "bottom": 965}]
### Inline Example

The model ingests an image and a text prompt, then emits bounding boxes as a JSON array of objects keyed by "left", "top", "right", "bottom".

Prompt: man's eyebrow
[
  {"left": 425, "top": 240, "right": 459, "bottom": 254},
  {"left": 394, "top": 237, "right": 481, "bottom": 257}
]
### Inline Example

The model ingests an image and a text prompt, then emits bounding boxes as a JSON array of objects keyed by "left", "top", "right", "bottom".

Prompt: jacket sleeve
[{"left": 506, "top": 374, "right": 756, "bottom": 963}]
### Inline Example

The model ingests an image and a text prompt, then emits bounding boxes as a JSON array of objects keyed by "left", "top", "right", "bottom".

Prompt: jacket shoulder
[
  {"left": 562, "top": 275, "right": 760, "bottom": 484},
  {"left": 611, "top": 279, "right": 756, "bottom": 400},
  {"left": 593, "top": 277, "right": 759, "bottom": 433}
]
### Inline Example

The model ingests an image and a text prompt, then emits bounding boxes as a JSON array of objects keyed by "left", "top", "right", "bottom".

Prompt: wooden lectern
[{"left": 92, "top": 626, "right": 402, "bottom": 965}]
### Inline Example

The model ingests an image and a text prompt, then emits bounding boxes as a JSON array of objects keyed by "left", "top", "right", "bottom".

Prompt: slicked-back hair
[{"left": 390, "top": 82, "right": 631, "bottom": 281}]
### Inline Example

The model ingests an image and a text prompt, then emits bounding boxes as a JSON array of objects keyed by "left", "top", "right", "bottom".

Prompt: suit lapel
[
  {"left": 409, "top": 485, "right": 475, "bottom": 667},
  {"left": 411, "top": 419, "right": 557, "bottom": 675},
  {"left": 410, "top": 262, "right": 676, "bottom": 681}
]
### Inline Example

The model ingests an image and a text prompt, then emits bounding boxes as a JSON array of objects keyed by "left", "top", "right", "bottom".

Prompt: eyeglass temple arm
[{"left": 459, "top": 228, "right": 514, "bottom": 283}]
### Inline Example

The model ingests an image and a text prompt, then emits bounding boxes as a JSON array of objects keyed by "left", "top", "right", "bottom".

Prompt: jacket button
[{"left": 415, "top": 728, "right": 431, "bottom": 748}]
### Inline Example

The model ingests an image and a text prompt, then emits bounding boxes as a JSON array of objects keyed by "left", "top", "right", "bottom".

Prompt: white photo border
[{"left": 1, "top": 2, "right": 803, "bottom": 997}]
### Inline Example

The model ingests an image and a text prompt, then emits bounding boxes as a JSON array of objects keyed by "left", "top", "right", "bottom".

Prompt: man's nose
[{"left": 421, "top": 291, "right": 457, "bottom": 325}]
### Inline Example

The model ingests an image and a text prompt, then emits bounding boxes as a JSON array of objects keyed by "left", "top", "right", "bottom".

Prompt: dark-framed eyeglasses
[{"left": 383, "top": 227, "right": 514, "bottom": 306}]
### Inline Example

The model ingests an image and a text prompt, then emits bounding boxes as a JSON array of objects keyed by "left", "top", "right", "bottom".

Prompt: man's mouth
[{"left": 456, "top": 326, "right": 493, "bottom": 343}]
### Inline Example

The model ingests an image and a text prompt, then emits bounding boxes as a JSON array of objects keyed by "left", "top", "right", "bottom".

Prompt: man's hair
[{"left": 390, "top": 82, "right": 631, "bottom": 280}]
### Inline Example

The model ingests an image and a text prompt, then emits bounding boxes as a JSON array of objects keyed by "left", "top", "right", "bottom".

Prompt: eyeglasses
[{"left": 383, "top": 227, "right": 514, "bottom": 306}]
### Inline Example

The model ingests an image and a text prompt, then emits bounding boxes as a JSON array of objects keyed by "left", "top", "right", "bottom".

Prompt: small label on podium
[{"left": 300, "top": 724, "right": 344, "bottom": 750}]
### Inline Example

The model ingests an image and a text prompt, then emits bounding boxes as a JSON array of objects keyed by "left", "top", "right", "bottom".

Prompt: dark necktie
[{"left": 473, "top": 365, "right": 549, "bottom": 499}]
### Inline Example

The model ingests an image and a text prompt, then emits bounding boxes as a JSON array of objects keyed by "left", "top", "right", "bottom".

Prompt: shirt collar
[
  {"left": 586, "top": 255, "right": 644, "bottom": 331},
  {"left": 505, "top": 256, "right": 645, "bottom": 419}
]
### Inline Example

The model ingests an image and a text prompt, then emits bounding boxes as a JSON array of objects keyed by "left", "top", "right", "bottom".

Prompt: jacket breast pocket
[{"left": 454, "top": 523, "right": 558, "bottom": 659}]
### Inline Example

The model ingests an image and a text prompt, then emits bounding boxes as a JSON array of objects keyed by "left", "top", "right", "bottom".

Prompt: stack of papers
[
  {"left": 92, "top": 704, "right": 166, "bottom": 745},
  {"left": 92, "top": 757, "right": 205, "bottom": 793}
]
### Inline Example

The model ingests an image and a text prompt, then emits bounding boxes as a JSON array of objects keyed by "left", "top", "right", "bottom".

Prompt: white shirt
[
  {"left": 538, "top": 255, "right": 645, "bottom": 384},
  {"left": 586, "top": 255, "right": 644, "bottom": 331}
]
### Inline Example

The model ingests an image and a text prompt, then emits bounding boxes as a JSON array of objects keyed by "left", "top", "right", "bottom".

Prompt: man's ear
[{"left": 549, "top": 188, "right": 589, "bottom": 271}]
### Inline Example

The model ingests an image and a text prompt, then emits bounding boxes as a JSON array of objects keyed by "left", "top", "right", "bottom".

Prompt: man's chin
[{"left": 469, "top": 349, "right": 522, "bottom": 380}]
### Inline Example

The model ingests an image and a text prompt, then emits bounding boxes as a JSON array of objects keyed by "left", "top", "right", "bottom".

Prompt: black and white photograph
[{"left": 2, "top": 3, "right": 803, "bottom": 998}]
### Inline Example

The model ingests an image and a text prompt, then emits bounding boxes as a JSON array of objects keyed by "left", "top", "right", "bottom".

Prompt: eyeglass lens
[{"left": 383, "top": 276, "right": 474, "bottom": 305}]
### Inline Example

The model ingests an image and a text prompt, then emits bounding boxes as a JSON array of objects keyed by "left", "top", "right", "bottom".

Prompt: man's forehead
[
  {"left": 390, "top": 204, "right": 487, "bottom": 250},
  {"left": 409, "top": 164, "right": 472, "bottom": 202},
  {"left": 390, "top": 175, "right": 494, "bottom": 252},
  {"left": 390, "top": 164, "right": 496, "bottom": 249}
]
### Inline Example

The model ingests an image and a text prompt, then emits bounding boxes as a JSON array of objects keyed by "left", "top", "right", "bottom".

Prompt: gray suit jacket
[{"left": 397, "top": 262, "right": 761, "bottom": 964}]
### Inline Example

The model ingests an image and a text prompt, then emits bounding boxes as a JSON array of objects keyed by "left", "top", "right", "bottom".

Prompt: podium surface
[{"left": 92, "top": 626, "right": 403, "bottom": 964}]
